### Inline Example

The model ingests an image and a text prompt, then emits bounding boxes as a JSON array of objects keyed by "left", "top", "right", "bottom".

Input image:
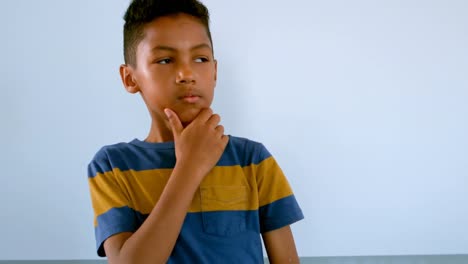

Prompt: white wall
[{"left": 1, "top": 0, "right": 467, "bottom": 260}]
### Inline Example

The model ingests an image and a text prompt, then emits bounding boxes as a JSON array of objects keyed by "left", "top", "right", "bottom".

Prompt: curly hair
[{"left": 123, "top": 0, "right": 212, "bottom": 67}]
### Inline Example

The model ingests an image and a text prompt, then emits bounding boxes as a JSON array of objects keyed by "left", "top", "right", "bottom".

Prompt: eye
[
  {"left": 156, "top": 58, "right": 172, "bottom": 64},
  {"left": 194, "top": 57, "right": 209, "bottom": 63}
]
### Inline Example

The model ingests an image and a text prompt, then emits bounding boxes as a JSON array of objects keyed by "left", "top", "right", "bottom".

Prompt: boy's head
[
  {"left": 123, "top": 0, "right": 213, "bottom": 67},
  {"left": 119, "top": 0, "right": 217, "bottom": 129}
]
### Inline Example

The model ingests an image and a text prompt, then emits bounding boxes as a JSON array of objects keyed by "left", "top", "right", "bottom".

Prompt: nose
[{"left": 175, "top": 62, "right": 195, "bottom": 84}]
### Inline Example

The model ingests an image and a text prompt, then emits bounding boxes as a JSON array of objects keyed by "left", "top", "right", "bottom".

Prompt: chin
[{"left": 178, "top": 108, "right": 202, "bottom": 125}]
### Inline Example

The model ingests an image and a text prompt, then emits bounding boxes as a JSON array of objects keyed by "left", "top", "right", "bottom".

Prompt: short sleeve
[
  {"left": 88, "top": 149, "right": 137, "bottom": 257},
  {"left": 254, "top": 144, "right": 304, "bottom": 233}
]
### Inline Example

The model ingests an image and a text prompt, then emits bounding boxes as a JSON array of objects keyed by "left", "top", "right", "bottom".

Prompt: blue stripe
[
  {"left": 259, "top": 195, "right": 304, "bottom": 233},
  {"left": 95, "top": 207, "right": 264, "bottom": 262},
  {"left": 171, "top": 211, "right": 264, "bottom": 263},
  {"left": 95, "top": 206, "right": 146, "bottom": 257},
  {"left": 87, "top": 148, "right": 112, "bottom": 177},
  {"left": 224, "top": 136, "right": 272, "bottom": 167},
  {"left": 88, "top": 136, "right": 272, "bottom": 177}
]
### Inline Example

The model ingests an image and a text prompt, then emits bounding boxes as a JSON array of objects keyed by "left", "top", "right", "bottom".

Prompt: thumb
[{"left": 164, "top": 108, "right": 183, "bottom": 138}]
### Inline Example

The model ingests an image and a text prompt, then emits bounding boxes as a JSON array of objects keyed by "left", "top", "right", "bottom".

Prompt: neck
[{"left": 144, "top": 115, "right": 174, "bottom": 143}]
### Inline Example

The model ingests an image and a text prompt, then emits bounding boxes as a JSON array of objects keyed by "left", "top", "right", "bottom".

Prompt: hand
[{"left": 164, "top": 108, "right": 229, "bottom": 179}]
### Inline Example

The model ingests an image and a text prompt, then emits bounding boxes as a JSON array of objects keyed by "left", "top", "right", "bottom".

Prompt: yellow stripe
[
  {"left": 196, "top": 158, "right": 293, "bottom": 211},
  {"left": 194, "top": 165, "right": 259, "bottom": 212},
  {"left": 245, "top": 156, "right": 293, "bottom": 207},
  {"left": 89, "top": 157, "right": 293, "bottom": 224},
  {"left": 88, "top": 168, "right": 172, "bottom": 226},
  {"left": 89, "top": 169, "right": 126, "bottom": 226}
]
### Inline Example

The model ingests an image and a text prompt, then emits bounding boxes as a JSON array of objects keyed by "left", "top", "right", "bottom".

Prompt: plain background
[{"left": 1, "top": 0, "right": 467, "bottom": 260}]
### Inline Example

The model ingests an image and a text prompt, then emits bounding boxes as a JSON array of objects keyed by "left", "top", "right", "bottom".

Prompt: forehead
[{"left": 138, "top": 13, "right": 212, "bottom": 53}]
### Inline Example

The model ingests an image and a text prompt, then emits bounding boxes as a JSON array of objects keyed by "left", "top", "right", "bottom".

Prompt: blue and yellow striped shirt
[{"left": 88, "top": 135, "right": 303, "bottom": 262}]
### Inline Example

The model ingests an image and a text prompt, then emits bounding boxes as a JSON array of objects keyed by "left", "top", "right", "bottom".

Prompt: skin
[{"left": 105, "top": 13, "right": 300, "bottom": 264}]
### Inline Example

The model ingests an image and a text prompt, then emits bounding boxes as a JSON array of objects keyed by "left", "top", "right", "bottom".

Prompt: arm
[
  {"left": 262, "top": 225, "right": 300, "bottom": 264},
  {"left": 104, "top": 108, "right": 228, "bottom": 264}
]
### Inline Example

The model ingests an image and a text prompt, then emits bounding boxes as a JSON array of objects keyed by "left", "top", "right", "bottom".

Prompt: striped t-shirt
[{"left": 88, "top": 135, "right": 303, "bottom": 263}]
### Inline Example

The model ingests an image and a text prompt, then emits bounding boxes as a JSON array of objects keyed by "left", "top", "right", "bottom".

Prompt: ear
[
  {"left": 213, "top": 59, "right": 218, "bottom": 82},
  {"left": 120, "top": 64, "right": 140, "bottom": 94}
]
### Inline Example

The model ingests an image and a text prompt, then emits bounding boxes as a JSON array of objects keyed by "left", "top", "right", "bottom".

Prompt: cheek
[
  {"left": 210, "top": 68, "right": 217, "bottom": 81},
  {"left": 204, "top": 74, "right": 217, "bottom": 88}
]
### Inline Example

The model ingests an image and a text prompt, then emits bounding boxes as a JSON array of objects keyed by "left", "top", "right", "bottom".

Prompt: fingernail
[{"left": 164, "top": 109, "right": 171, "bottom": 118}]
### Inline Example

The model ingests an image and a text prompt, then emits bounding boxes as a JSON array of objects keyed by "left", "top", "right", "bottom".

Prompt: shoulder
[
  {"left": 90, "top": 141, "right": 134, "bottom": 163},
  {"left": 87, "top": 141, "right": 135, "bottom": 177},
  {"left": 92, "top": 141, "right": 132, "bottom": 159},
  {"left": 226, "top": 135, "right": 272, "bottom": 165}
]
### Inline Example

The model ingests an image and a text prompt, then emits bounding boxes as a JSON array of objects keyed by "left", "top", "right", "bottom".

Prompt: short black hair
[{"left": 123, "top": 0, "right": 212, "bottom": 67}]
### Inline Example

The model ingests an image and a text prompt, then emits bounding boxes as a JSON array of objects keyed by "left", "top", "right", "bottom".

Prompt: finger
[
  {"left": 215, "top": 125, "right": 224, "bottom": 136},
  {"left": 164, "top": 108, "right": 183, "bottom": 138},
  {"left": 207, "top": 114, "right": 221, "bottom": 127},
  {"left": 193, "top": 108, "right": 213, "bottom": 123},
  {"left": 221, "top": 134, "right": 229, "bottom": 146}
]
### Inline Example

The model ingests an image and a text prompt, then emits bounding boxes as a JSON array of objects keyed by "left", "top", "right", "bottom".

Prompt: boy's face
[{"left": 125, "top": 13, "right": 217, "bottom": 126}]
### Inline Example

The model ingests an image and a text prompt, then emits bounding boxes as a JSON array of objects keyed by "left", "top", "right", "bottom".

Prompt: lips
[{"left": 179, "top": 93, "right": 201, "bottom": 103}]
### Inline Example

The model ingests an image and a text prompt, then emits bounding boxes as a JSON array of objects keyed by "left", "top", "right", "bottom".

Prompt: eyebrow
[{"left": 151, "top": 43, "right": 212, "bottom": 53}]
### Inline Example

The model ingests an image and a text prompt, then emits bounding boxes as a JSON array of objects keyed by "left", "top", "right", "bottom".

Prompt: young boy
[{"left": 87, "top": 0, "right": 303, "bottom": 263}]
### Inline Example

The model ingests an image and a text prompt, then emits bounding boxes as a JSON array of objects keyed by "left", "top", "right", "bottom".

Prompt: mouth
[{"left": 179, "top": 94, "right": 201, "bottom": 104}]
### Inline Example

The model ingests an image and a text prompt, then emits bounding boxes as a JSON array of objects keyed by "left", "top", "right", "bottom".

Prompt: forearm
[
  {"left": 263, "top": 226, "right": 300, "bottom": 264},
  {"left": 115, "top": 164, "right": 204, "bottom": 264}
]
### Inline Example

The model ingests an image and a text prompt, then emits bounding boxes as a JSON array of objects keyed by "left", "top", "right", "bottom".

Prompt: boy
[{"left": 87, "top": 0, "right": 304, "bottom": 263}]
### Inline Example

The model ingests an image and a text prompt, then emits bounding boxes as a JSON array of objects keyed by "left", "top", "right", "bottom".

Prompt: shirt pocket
[{"left": 200, "top": 186, "right": 249, "bottom": 236}]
